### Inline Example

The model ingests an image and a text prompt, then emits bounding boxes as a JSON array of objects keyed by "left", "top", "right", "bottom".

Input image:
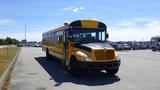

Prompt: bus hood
[
  {"left": 80, "top": 43, "right": 114, "bottom": 50},
  {"left": 75, "top": 43, "right": 116, "bottom": 60}
]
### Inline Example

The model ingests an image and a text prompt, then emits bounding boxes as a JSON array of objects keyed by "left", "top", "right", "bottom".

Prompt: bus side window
[
  {"left": 55, "top": 32, "right": 58, "bottom": 42},
  {"left": 59, "top": 31, "right": 63, "bottom": 42}
]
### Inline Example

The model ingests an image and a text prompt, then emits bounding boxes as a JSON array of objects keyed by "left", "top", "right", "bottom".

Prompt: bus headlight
[
  {"left": 80, "top": 56, "right": 92, "bottom": 62},
  {"left": 114, "top": 52, "right": 120, "bottom": 60},
  {"left": 115, "top": 55, "right": 120, "bottom": 60}
]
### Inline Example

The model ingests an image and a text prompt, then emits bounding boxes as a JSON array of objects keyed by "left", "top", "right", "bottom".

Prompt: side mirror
[{"left": 106, "top": 33, "right": 109, "bottom": 39}]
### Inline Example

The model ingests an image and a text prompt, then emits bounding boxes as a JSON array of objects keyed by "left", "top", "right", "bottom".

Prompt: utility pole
[
  {"left": 24, "top": 24, "right": 27, "bottom": 45},
  {"left": 25, "top": 24, "right": 26, "bottom": 41}
]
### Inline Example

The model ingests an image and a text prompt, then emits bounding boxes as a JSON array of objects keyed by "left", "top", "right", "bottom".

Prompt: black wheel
[
  {"left": 61, "top": 60, "right": 68, "bottom": 69},
  {"left": 61, "top": 60, "right": 65, "bottom": 67},
  {"left": 46, "top": 49, "right": 52, "bottom": 60},
  {"left": 70, "top": 57, "right": 79, "bottom": 77},
  {"left": 106, "top": 68, "right": 119, "bottom": 75},
  {"left": 152, "top": 48, "right": 156, "bottom": 51}
]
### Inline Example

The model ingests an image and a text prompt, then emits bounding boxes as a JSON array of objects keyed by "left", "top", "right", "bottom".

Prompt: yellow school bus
[{"left": 42, "top": 20, "right": 120, "bottom": 76}]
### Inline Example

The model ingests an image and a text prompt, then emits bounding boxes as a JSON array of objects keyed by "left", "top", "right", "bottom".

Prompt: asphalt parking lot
[{"left": 8, "top": 47, "right": 160, "bottom": 90}]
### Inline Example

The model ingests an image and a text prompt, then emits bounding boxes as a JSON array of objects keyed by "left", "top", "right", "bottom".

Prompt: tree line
[{"left": 0, "top": 37, "right": 19, "bottom": 45}]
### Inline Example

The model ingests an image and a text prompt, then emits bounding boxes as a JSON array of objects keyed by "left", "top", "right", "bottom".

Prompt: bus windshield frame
[{"left": 68, "top": 28, "right": 107, "bottom": 44}]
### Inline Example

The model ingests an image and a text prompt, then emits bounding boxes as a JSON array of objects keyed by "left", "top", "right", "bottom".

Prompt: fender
[{"left": 67, "top": 51, "right": 87, "bottom": 66}]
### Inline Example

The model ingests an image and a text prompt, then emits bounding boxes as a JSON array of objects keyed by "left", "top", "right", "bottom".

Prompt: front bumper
[{"left": 77, "top": 60, "right": 121, "bottom": 70}]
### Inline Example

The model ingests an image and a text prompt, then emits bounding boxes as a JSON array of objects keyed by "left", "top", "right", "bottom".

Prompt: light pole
[
  {"left": 6, "top": 38, "right": 9, "bottom": 56},
  {"left": 25, "top": 24, "right": 26, "bottom": 45}
]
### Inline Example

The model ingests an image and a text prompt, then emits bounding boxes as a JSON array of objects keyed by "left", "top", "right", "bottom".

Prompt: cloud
[
  {"left": 0, "top": 25, "right": 49, "bottom": 41},
  {"left": 117, "top": 17, "right": 160, "bottom": 27},
  {"left": 73, "top": 8, "right": 78, "bottom": 12},
  {"left": 3, "top": 30, "right": 44, "bottom": 42},
  {"left": 79, "top": 6, "right": 84, "bottom": 10},
  {"left": 146, "top": 20, "right": 160, "bottom": 27},
  {"left": 1, "top": 24, "right": 56, "bottom": 42},
  {"left": 117, "top": 21, "right": 136, "bottom": 27},
  {"left": 62, "top": 6, "right": 84, "bottom": 12},
  {"left": 62, "top": 7, "right": 74, "bottom": 11},
  {"left": 0, "top": 19, "right": 15, "bottom": 25},
  {"left": 109, "top": 18, "right": 160, "bottom": 41}
]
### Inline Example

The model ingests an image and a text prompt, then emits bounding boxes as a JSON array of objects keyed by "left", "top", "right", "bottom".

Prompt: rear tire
[
  {"left": 46, "top": 49, "right": 52, "bottom": 60},
  {"left": 106, "top": 68, "right": 119, "bottom": 75},
  {"left": 70, "top": 57, "right": 79, "bottom": 77}
]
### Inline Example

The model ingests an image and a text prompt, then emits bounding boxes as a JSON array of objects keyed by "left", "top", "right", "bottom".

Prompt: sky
[{"left": 0, "top": 0, "right": 160, "bottom": 42}]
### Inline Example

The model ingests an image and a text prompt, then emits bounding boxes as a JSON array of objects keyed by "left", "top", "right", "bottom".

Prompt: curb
[{"left": 0, "top": 48, "right": 21, "bottom": 90}]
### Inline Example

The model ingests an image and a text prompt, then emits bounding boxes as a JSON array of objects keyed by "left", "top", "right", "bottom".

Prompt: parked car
[
  {"left": 132, "top": 43, "right": 141, "bottom": 50},
  {"left": 34, "top": 43, "right": 42, "bottom": 47},
  {"left": 122, "top": 43, "right": 131, "bottom": 50},
  {"left": 151, "top": 36, "right": 160, "bottom": 51},
  {"left": 116, "top": 44, "right": 124, "bottom": 50},
  {"left": 141, "top": 43, "right": 147, "bottom": 49}
]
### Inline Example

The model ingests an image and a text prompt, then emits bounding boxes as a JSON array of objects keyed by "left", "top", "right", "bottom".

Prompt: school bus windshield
[{"left": 69, "top": 28, "right": 106, "bottom": 43}]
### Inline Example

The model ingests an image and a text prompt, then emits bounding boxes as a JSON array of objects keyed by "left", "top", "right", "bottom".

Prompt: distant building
[
  {"left": 21, "top": 39, "right": 27, "bottom": 44},
  {"left": 26, "top": 41, "right": 36, "bottom": 46},
  {"left": 17, "top": 40, "right": 42, "bottom": 47}
]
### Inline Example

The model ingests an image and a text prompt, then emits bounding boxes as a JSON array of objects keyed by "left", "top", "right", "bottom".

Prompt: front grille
[{"left": 94, "top": 49, "right": 115, "bottom": 60}]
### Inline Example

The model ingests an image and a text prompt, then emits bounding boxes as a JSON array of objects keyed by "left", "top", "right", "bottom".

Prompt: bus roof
[
  {"left": 43, "top": 20, "right": 107, "bottom": 34},
  {"left": 69, "top": 20, "right": 107, "bottom": 29}
]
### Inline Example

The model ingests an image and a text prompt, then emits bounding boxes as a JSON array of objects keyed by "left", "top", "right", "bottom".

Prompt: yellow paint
[
  {"left": 42, "top": 19, "right": 119, "bottom": 67},
  {"left": 81, "top": 20, "right": 98, "bottom": 28},
  {"left": 73, "top": 48, "right": 117, "bottom": 62},
  {"left": 43, "top": 40, "right": 118, "bottom": 64}
]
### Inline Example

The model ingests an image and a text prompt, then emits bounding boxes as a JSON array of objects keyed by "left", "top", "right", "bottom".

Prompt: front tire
[
  {"left": 46, "top": 49, "right": 52, "bottom": 60},
  {"left": 106, "top": 68, "right": 119, "bottom": 75},
  {"left": 70, "top": 57, "right": 79, "bottom": 77}
]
